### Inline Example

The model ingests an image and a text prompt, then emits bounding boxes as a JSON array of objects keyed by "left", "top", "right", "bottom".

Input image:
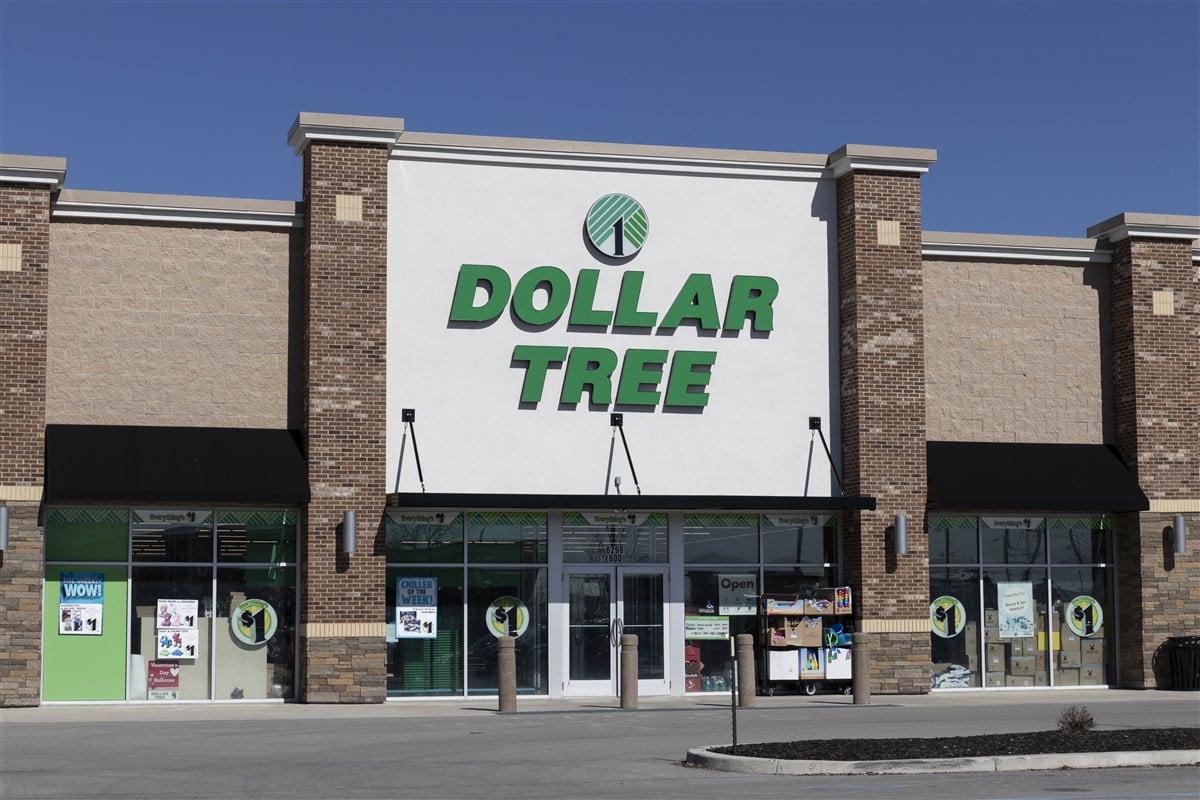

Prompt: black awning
[
  {"left": 926, "top": 441, "right": 1147, "bottom": 513},
  {"left": 45, "top": 424, "right": 309, "bottom": 505},
  {"left": 386, "top": 493, "right": 874, "bottom": 512}
]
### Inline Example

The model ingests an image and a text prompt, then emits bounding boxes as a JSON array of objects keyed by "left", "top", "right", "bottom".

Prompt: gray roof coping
[
  {"left": 395, "top": 130, "right": 829, "bottom": 167},
  {"left": 54, "top": 189, "right": 302, "bottom": 228},
  {"left": 922, "top": 230, "right": 1110, "bottom": 263},
  {"left": 0, "top": 153, "right": 67, "bottom": 188},
  {"left": 1086, "top": 212, "right": 1200, "bottom": 243},
  {"left": 288, "top": 112, "right": 406, "bottom": 154},
  {"left": 828, "top": 143, "right": 937, "bottom": 178}
]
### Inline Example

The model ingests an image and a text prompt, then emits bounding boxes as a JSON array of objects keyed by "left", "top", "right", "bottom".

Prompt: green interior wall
[{"left": 43, "top": 565, "right": 129, "bottom": 700}]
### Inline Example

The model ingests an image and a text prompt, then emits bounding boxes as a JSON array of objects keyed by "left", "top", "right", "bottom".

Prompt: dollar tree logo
[{"left": 586, "top": 194, "right": 648, "bottom": 258}]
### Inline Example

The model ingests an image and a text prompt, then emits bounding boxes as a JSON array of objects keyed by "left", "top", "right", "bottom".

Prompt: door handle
[{"left": 610, "top": 617, "right": 624, "bottom": 647}]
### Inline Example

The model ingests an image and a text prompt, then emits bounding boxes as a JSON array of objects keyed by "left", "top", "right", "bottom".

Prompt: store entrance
[{"left": 563, "top": 567, "right": 668, "bottom": 696}]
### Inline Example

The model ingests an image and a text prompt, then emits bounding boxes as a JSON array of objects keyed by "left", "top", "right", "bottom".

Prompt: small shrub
[{"left": 1057, "top": 704, "right": 1095, "bottom": 734}]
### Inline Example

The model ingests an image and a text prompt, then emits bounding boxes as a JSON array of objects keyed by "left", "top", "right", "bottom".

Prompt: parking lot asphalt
[{"left": 3, "top": 689, "right": 1198, "bottom": 800}]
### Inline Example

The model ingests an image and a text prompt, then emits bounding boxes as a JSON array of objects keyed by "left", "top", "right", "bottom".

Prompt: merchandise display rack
[{"left": 757, "top": 587, "right": 854, "bottom": 695}]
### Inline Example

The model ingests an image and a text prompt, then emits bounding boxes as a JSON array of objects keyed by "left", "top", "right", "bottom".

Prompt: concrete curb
[{"left": 686, "top": 746, "right": 1200, "bottom": 775}]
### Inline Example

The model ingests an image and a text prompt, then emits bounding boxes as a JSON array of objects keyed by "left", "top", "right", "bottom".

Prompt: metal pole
[
  {"left": 498, "top": 636, "right": 517, "bottom": 713},
  {"left": 852, "top": 631, "right": 870, "bottom": 705},
  {"left": 620, "top": 634, "right": 638, "bottom": 709},
  {"left": 729, "top": 636, "right": 738, "bottom": 753},
  {"left": 735, "top": 633, "right": 756, "bottom": 708}
]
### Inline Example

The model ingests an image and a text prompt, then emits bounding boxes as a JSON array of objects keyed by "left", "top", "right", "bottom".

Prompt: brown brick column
[
  {"left": 829, "top": 145, "right": 937, "bottom": 694},
  {"left": 1094, "top": 215, "right": 1200, "bottom": 688},
  {"left": 0, "top": 155, "right": 65, "bottom": 707},
  {"left": 289, "top": 114, "right": 404, "bottom": 702}
]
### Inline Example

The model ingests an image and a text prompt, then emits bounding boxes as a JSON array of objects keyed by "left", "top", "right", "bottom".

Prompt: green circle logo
[
  {"left": 586, "top": 194, "right": 648, "bottom": 258},
  {"left": 1066, "top": 595, "right": 1103, "bottom": 638},
  {"left": 486, "top": 596, "right": 529, "bottom": 638},
  {"left": 231, "top": 598, "right": 278, "bottom": 646},
  {"left": 930, "top": 595, "right": 966, "bottom": 638}
]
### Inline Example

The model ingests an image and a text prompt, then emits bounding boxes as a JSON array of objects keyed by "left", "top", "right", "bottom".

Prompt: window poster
[
  {"left": 684, "top": 615, "right": 729, "bottom": 640},
  {"left": 156, "top": 598, "right": 199, "bottom": 659},
  {"left": 157, "top": 599, "right": 198, "bottom": 629},
  {"left": 396, "top": 577, "right": 438, "bottom": 638},
  {"left": 59, "top": 572, "right": 104, "bottom": 635},
  {"left": 997, "top": 582, "right": 1034, "bottom": 639},
  {"left": 717, "top": 573, "right": 756, "bottom": 615}
]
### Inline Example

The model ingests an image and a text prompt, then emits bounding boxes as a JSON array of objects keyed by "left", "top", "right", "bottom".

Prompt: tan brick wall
[
  {"left": 924, "top": 259, "right": 1111, "bottom": 444},
  {"left": 0, "top": 184, "right": 51, "bottom": 485},
  {"left": 837, "top": 170, "right": 930, "bottom": 694},
  {"left": 299, "top": 141, "right": 389, "bottom": 702},
  {"left": 47, "top": 223, "right": 295, "bottom": 429}
]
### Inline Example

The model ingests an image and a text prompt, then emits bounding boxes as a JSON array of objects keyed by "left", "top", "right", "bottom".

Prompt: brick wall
[
  {"left": 47, "top": 223, "right": 296, "bottom": 428},
  {"left": 0, "top": 180, "right": 52, "bottom": 706},
  {"left": 1110, "top": 237, "right": 1198, "bottom": 687},
  {"left": 298, "top": 141, "right": 389, "bottom": 702},
  {"left": 836, "top": 170, "right": 930, "bottom": 693},
  {"left": 924, "top": 259, "right": 1111, "bottom": 444},
  {"left": 0, "top": 183, "right": 51, "bottom": 485}
]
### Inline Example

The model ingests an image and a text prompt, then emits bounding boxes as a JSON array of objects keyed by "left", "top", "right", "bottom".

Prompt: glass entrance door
[{"left": 564, "top": 567, "right": 668, "bottom": 696}]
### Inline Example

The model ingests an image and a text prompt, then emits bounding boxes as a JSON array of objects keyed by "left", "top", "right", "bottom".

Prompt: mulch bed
[{"left": 713, "top": 728, "right": 1200, "bottom": 761}]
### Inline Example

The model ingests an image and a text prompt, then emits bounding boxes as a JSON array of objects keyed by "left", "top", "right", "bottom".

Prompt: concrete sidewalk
[{"left": 4, "top": 687, "right": 1198, "bottom": 731}]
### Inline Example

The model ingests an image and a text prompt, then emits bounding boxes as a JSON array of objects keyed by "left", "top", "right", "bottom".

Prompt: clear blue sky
[{"left": 2, "top": 1, "right": 1197, "bottom": 237}]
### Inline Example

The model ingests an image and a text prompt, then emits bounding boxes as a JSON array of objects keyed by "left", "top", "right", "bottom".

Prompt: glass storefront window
[
  {"left": 131, "top": 510, "right": 214, "bottom": 563},
  {"left": 466, "top": 568, "right": 548, "bottom": 695},
  {"left": 683, "top": 570, "right": 757, "bottom": 692},
  {"left": 562, "top": 513, "right": 666, "bottom": 563},
  {"left": 930, "top": 568, "right": 981, "bottom": 689},
  {"left": 683, "top": 514, "right": 758, "bottom": 564},
  {"left": 982, "top": 567, "right": 1049, "bottom": 689},
  {"left": 128, "top": 565, "right": 214, "bottom": 700},
  {"left": 1051, "top": 567, "right": 1111, "bottom": 687},
  {"left": 386, "top": 567, "right": 465, "bottom": 695},
  {"left": 928, "top": 516, "right": 978, "bottom": 565},
  {"left": 216, "top": 567, "right": 296, "bottom": 699},
  {"left": 981, "top": 516, "right": 1046, "bottom": 565},
  {"left": 467, "top": 512, "right": 547, "bottom": 564},
  {"left": 1049, "top": 517, "right": 1109, "bottom": 565},
  {"left": 761, "top": 514, "right": 836, "bottom": 564},
  {"left": 762, "top": 567, "right": 837, "bottom": 595},
  {"left": 217, "top": 510, "right": 297, "bottom": 564},
  {"left": 385, "top": 511, "right": 464, "bottom": 564}
]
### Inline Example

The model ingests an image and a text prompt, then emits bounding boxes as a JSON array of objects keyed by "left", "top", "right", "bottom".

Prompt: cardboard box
[
  {"left": 786, "top": 616, "right": 824, "bottom": 647},
  {"left": 1081, "top": 639, "right": 1105, "bottom": 661},
  {"left": 824, "top": 646, "right": 852, "bottom": 680},
  {"left": 805, "top": 597, "right": 835, "bottom": 615},
  {"left": 1080, "top": 665, "right": 1106, "bottom": 686},
  {"left": 1013, "top": 637, "right": 1037, "bottom": 656},
  {"left": 986, "top": 643, "right": 1008, "bottom": 668},
  {"left": 985, "top": 673, "right": 1006, "bottom": 687},
  {"left": 1006, "top": 675, "right": 1034, "bottom": 687},
  {"left": 1060, "top": 624, "right": 1082, "bottom": 651},
  {"left": 1009, "top": 656, "right": 1035, "bottom": 676},
  {"left": 1059, "top": 650, "right": 1082, "bottom": 668},
  {"left": 801, "top": 647, "right": 827, "bottom": 679},
  {"left": 1056, "top": 668, "right": 1080, "bottom": 686},
  {"left": 984, "top": 610, "right": 999, "bottom": 626},
  {"left": 685, "top": 645, "right": 701, "bottom": 662},
  {"left": 967, "top": 653, "right": 979, "bottom": 672},
  {"left": 1034, "top": 673, "right": 1048, "bottom": 686},
  {"left": 963, "top": 622, "right": 978, "bottom": 650},
  {"left": 768, "top": 648, "right": 799, "bottom": 680},
  {"left": 1035, "top": 651, "right": 1047, "bottom": 671}
]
